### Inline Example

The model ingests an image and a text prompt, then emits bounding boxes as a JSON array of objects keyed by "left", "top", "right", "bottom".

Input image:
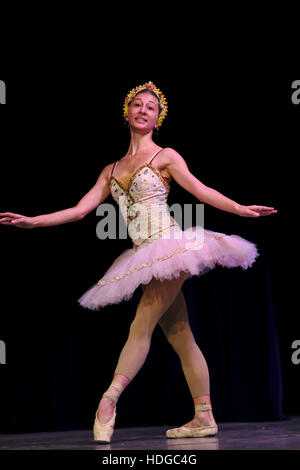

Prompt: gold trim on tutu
[{"left": 97, "top": 234, "right": 225, "bottom": 287}]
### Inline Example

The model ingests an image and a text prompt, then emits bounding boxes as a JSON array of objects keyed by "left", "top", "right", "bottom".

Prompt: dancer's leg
[
  {"left": 158, "top": 289, "right": 216, "bottom": 428},
  {"left": 97, "top": 271, "right": 190, "bottom": 423},
  {"left": 114, "top": 272, "right": 190, "bottom": 379},
  {"left": 158, "top": 289, "right": 210, "bottom": 397}
]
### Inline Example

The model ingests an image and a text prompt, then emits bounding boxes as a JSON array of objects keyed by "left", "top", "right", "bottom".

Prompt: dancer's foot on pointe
[
  {"left": 96, "top": 379, "right": 127, "bottom": 424},
  {"left": 97, "top": 397, "right": 116, "bottom": 424}
]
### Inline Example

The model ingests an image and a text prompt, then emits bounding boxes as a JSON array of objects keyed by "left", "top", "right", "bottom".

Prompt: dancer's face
[{"left": 127, "top": 91, "right": 160, "bottom": 133}]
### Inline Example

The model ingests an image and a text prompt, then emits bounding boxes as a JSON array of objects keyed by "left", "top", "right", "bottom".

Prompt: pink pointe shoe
[
  {"left": 166, "top": 403, "right": 218, "bottom": 438},
  {"left": 93, "top": 407, "right": 116, "bottom": 444},
  {"left": 93, "top": 382, "right": 124, "bottom": 443}
]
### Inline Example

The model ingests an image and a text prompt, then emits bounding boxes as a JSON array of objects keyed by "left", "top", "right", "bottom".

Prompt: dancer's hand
[
  {"left": 0, "top": 212, "right": 35, "bottom": 228},
  {"left": 237, "top": 205, "right": 278, "bottom": 217}
]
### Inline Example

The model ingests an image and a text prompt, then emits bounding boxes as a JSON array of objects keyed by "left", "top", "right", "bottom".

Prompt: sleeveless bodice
[{"left": 109, "top": 150, "right": 182, "bottom": 250}]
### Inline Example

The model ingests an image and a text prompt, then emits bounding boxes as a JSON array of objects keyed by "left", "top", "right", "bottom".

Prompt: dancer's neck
[{"left": 127, "top": 129, "right": 155, "bottom": 157}]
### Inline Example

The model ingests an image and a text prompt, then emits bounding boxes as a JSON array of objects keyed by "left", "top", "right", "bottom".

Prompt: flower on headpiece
[{"left": 123, "top": 81, "right": 168, "bottom": 127}]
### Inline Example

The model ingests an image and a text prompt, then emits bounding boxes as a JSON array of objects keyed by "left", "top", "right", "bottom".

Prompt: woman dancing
[{"left": 0, "top": 81, "right": 277, "bottom": 443}]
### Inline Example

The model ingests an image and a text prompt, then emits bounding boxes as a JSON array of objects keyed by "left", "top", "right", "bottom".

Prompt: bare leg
[
  {"left": 97, "top": 271, "right": 190, "bottom": 423},
  {"left": 158, "top": 289, "right": 216, "bottom": 428}
]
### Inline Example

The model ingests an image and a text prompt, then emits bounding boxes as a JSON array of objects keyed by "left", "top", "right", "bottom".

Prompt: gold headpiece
[{"left": 123, "top": 81, "right": 168, "bottom": 127}]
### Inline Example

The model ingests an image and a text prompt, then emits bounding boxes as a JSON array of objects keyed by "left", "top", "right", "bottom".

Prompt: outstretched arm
[
  {"left": 164, "top": 148, "right": 277, "bottom": 217},
  {"left": 0, "top": 163, "right": 114, "bottom": 229}
]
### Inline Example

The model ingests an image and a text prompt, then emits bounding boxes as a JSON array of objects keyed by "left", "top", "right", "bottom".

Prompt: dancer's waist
[{"left": 131, "top": 218, "right": 182, "bottom": 251}]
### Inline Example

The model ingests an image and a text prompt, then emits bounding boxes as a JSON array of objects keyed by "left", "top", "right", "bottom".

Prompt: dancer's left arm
[{"left": 164, "top": 148, "right": 277, "bottom": 218}]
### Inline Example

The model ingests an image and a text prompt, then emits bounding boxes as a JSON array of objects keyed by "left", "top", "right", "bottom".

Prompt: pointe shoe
[
  {"left": 166, "top": 403, "right": 218, "bottom": 438},
  {"left": 93, "top": 382, "right": 124, "bottom": 443},
  {"left": 93, "top": 404, "right": 116, "bottom": 443}
]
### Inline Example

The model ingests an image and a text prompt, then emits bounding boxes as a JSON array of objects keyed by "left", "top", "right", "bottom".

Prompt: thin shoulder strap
[
  {"left": 148, "top": 148, "right": 164, "bottom": 165},
  {"left": 111, "top": 161, "right": 118, "bottom": 177}
]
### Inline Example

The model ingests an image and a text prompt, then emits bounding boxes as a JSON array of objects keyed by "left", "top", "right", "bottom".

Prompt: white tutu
[{"left": 78, "top": 226, "right": 259, "bottom": 311}]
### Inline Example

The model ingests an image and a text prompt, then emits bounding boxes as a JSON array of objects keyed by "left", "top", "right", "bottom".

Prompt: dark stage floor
[{"left": 0, "top": 417, "right": 299, "bottom": 450}]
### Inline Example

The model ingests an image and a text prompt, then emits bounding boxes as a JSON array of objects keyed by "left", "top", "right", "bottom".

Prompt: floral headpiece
[{"left": 123, "top": 81, "right": 168, "bottom": 127}]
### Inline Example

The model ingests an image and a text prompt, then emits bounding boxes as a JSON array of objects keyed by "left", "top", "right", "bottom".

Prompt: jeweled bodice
[{"left": 110, "top": 163, "right": 181, "bottom": 250}]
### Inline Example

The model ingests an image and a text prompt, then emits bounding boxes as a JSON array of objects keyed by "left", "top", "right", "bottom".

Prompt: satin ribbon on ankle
[
  {"left": 195, "top": 403, "right": 212, "bottom": 413},
  {"left": 102, "top": 381, "right": 125, "bottom": 405}
]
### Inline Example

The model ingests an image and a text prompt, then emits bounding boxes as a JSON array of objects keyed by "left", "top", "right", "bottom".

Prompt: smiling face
[{"left": 126, "top": 91, "right": 160, "bottom": 133}]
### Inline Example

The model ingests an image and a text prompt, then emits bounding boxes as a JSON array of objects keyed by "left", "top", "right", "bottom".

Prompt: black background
[{"left": 0, "top": 32, "right": 299, "bottom": 434}]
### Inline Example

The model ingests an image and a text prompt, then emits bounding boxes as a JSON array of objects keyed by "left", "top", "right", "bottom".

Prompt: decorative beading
[{"left": 110, "top": 163, "right": 171, "bottom": 192}]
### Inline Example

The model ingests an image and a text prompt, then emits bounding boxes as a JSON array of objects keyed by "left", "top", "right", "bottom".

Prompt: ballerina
[{"left": 0, "top": 81, "right": 277, "bottom": 443}]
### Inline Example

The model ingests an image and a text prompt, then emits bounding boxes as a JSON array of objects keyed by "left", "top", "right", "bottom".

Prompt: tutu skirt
[{"left": 78, "top": 226, "right": 259, "bottom": 311}]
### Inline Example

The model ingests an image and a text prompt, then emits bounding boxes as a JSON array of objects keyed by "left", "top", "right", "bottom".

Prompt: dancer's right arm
[{"left": 0, "top": 163, "right": 113, "bottom": 229}]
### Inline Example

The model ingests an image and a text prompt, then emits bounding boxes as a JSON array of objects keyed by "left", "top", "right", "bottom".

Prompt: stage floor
[{"left": 0, "top": 416, "right": 299, "bottom": 450}]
